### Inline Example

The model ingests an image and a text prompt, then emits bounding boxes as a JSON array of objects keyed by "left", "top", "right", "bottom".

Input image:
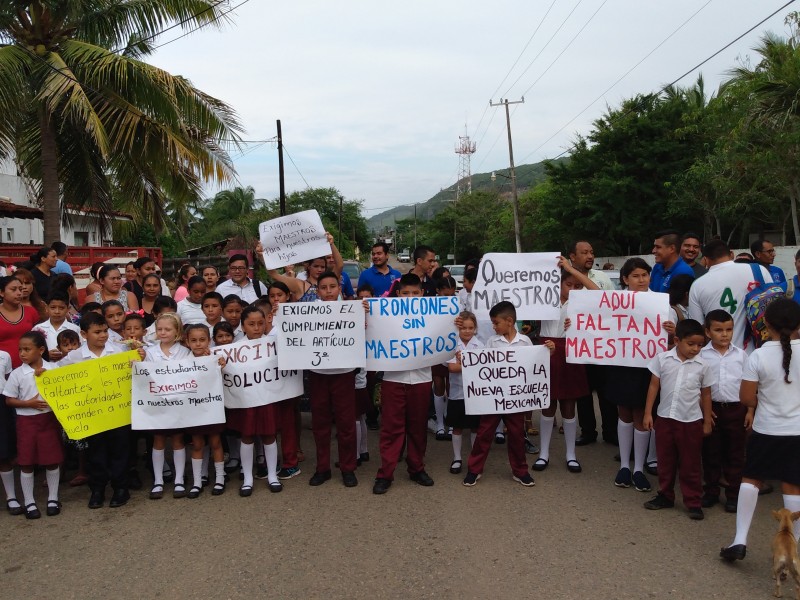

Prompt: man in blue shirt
[
  {"left": 357, "top": 242, "right": 401, "bottom": 296},
  {"left": 751, "top": 238, "right": 786, "bottom": 284},
  {"left": 50, "top": 241, "right": 73, "bottom": 275},
  {"left": 650, "top": 230, "right": 694, "bottom": 293}
]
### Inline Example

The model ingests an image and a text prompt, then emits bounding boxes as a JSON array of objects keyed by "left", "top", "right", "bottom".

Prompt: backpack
[{"left": 743, "top": 263, "right": 795, "bottom": 348}]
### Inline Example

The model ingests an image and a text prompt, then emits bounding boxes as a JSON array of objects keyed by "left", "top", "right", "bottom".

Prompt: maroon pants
[
  {"left": 655, "top": 417, "right": 703, "bottom": 508},
  {"left": 376, "top": 381, "right": 430, "bottom": 480},
  {"left": 276, "top": 398, "right": 299, "bottom": 469},
  {"left": 310, "top": 371, "right": 357, "bottom": 474},
  {"left": 467, "top": 413, "right": 528, "bottom": 477},
  {"left": 702, "top": 402, "right": 746, "bottom": 501}
]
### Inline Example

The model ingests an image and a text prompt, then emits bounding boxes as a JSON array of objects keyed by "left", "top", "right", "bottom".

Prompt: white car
[
  {"left": 444, "top": 264, "right": 465, "bottom": 288},
  {"left": 397, "top": 251, "right": 411, "bottom": 263}
]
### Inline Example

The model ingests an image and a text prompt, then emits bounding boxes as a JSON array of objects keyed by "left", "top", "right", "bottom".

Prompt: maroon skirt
[
  {"left": 185, "top": 422, "right": 226, "bottom": 436},
  {"left": 542, "top": 337, "right": 589, "bottom": 401},
  {"left": 16, "top": 412, "right": 64, "bottom": 466},
  {"left": 226, "top": 405, "right": 277, "bottom": 437}
]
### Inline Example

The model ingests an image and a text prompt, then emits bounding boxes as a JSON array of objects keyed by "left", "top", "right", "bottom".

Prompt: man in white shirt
[
  {"left": 215, "top": 254, "right": 266, "bottom": 304},
  {"left": 688, "top": 240, "right": 772, "bottom": 354}
]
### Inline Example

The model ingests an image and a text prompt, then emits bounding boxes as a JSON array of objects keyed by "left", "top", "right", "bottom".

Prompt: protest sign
[
  {"left": 131, "top": 356, "right": 225, "bottom": 430},
  {"left": 462, "top": 345, "right": 551, "bottom": 414},
  {"left": 364, "top": 296, "right": 459, "bottom": 371},
  {"left": 259, "top": 209, "right": 331, "bottom": 269},
  {"left": 275, "top": 300, "right": 365, "bottom": 370},
  {"left": 470, "top": 252, "right": 562, "bottom": 320},
  {"left": 212, "top": 337, "right": 303, "bottom": 408},
  {"left": 566, "top": 290, "right": 669, "bottom": 368},
  {"left": 36, "top": 350, "right": 139, "bottom": 440}
]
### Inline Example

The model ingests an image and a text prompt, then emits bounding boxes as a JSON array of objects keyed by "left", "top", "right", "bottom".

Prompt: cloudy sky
[{"left": 152, "top": 1, "right": 794, "bottom": 218}]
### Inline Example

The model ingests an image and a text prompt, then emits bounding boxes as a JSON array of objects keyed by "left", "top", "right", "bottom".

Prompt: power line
[
  {"left": 541, "top": 0, "right": 797, "bottom": 163},
  {"left": 147, "top": 0, "right": 252, "bottom": 52},
  {"left": 281, "top": 144, "right": 312, "bottom": 190}
]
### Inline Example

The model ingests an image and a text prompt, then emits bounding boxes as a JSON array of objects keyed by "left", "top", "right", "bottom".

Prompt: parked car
[
  {"left": 397, "top": 250, "right": 411, "bottom": 263},
  {"left": 603, "top": 270, "right": 622, "bottom": 290},
  {"left": 342, "top": 260, "right": 362, "bottom": 293},
  {"left": 444, "top": 264, "right": 465, "bottom": 289}
]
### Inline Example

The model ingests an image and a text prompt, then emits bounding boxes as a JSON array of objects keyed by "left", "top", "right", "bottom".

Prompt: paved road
[{"left": 0, "top": 416, "right": 782, "bottom": 599}]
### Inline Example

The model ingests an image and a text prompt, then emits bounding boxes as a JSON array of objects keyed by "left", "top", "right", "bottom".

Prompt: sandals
[
  {"left": 645, "top": 461, "right": 658, "bottom": 475},
  {"left": 46, "top": 500, "right": 61, "bottom": 516},
  {"left": 449, "top": 459, "right": 463, "bottom": 475},
  {"left": 435, "top": 429, "right": 451, "bottom": 441},
  {"left": 267, "top": 481, "right": 283, "bottom": 493},
  {"left": 187, "top": 486, "right": 202, "bottom": 499},
  {"left": 532, "top": 458, "right": 549, "bottom": 472},
  {"left": 162, "top": 465, "right": 174, "bottom": 483},
  {"left": 566, "top": 459, "right": 582, "bottom": 474},
  {"left": 201, "top": 475, "right": 209, "bottom": 488},
  {"left": 211, "top": 482, "right": 226, "bottom": 496},
  {"left": 173, "top": 483, "right": 187, "bottom": 499},
  {"left": 149, "top": 484, "right": 164, "bottom": 500},
  {"left": 239, "top": 485, "right": 252, "bottom": 497},
  {"left": 6, "top": 498, "right": 23, "bottom": 516},
  {"left": 25, "top": 502, "right": 41, "bottom": 520}
]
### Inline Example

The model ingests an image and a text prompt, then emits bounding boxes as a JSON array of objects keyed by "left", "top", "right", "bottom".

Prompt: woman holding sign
[{"left": 262, "top": 233, "right": 344, "bottom": 303}]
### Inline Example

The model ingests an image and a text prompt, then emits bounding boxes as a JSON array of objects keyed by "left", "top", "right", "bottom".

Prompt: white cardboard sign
[
  {"left": 275, "top": 300, "right": 366, "bottom": 370},
  {"left": 470, "top": 252, "right": 562, "bottom": 320},
  {"left": 259, "top": 209, "right": 332, "bottom": 269},
  {"left": 131, "top": 356, "right": 225, "bottom": 430},
  {"left": 565, "top": 290, "right": 669, "bottom": 368},
  {"left": 462, "top": 345, "right": 551, "bottom": 414}
]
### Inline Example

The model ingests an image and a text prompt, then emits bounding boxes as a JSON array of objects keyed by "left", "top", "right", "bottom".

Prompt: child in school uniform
[
  {"left": 213, "top": 321, "right": 235, "bottom": 346},
  {"left": 643, "top": 319, "right": 714, "bottom": 519},
  {"left": 372, "top": 274, "right": 437, "bottom": 495},
  {"left": 143, "top": 312, "right": 191, "bottom": 500},
  {"left": 221, "top": 295, "right": 245, "bottom": 341},
  {"left": 54, "top": 330, "right": 87, "bottom": 487},
  {"left": 533, "top": 258, "right": 598, "bottom": 474},
  {"left": 144, "top": 296, "right": 178, "bottom": 346},
  {"left": 4, "top": 332, "right": 60, "bottom": 518},
  {"left": 122, "top": 313, "right": 148, "bottom": 348},
  {"left": 34, "top": 292, "right": 80, "bottom": 362},
  {"left": 446, "top": 311, "right": 482, "bottom": 474},
  {"left": 431, "top": 276, "right": 457, "bottom": 441},
  {"left": 101, "top": 300, "right": 126, "bottom": 347},
  {"left": 60, "top": 312, "right": 130, "bottom": 509},
  {"left": 121, "top": 312, "right": 149, "bottom": 490},
  {"left": 463, "top": 301, "right": 554, "bottom": 487},
  {"left": 201, "top": 292, "right": 224, "bottom": 336},
  {"left": 721, "top": 299, "right": 800, "bottom": 561},
  {"left": 699, "top": 310, "right": 749, "bottom": 513},
  {"left": 176, "top": 276, "right": 207, "bottom": 326}
]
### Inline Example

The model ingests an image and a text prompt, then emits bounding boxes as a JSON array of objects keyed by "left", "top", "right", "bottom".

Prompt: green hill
[{"left": 366, "top": 158, "right": 564, "bottom": 232}]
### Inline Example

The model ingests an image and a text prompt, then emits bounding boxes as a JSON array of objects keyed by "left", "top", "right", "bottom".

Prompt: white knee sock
[
  {"left": 732, "top": 482, "right": 760, "bottom": 546},
  {"left": 173, "top": 448, "right": 186, "bottom": 485},
  {"left": 359, "top": 416, "right": 368, "bottom": 454},
  {"left": 214, "top": 461, "right": 225, "bottom": 486},
  {"left": 191, "top": 458, "right": 203, "bottom": 488},
  {"left": 434, "top": 395, "right": 446, "bottom": 431},
  {"left": 152, "top": 449, "right": 165, "bottom": 486},
  {"left": 647, "top": 429, "right": 657, "bottom": 464},
  {"left": 0, "top": 470, "right": 18, "bottom": 507},
  {"left": 633, "top": 429, "right": 650, "bottom": 473},
  {"left": 201, "top": 445, "right": 210, "bottom": 478},
  {"left": 783, "top": 494, "right": 800, "bottom": 540},
  {"left": 240, "top": 442, "right": 254, "bottom": 488},
  {"left": 452, "top": 433, "right": 462, "bottom": 460},
  {"left": 538, "top": 415, "right": 555, "bottom": 461},
  {"left": 265, "top": 441, "right": 279, "bottom": 484},
  {"left": 563, "top": 417, "right": 578, "bottom": 462},
  {"left": 470, "top": 432, "right": 477, "bottom": 446},
  {"left": 46, "top": 468, "right": 60, "bottom": 502},
  {"left": 227, "top": 436, "right": 240, "bottom": 460},
  {"left": 617, "top": 420, "right": 633, "bottom": 470},
  {"left": 20, "top": 471, "right": 35, "bottom": 506},
  {"left": 355, "top": 420, "right": 362, "bottom": 462},
  {"left": 496, "top": 420, "right": 504, "bottom": 435}
]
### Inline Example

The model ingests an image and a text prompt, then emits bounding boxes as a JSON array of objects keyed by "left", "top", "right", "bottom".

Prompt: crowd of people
[{"left": 0, "top": 233, "right": 798, "bottom": 565}]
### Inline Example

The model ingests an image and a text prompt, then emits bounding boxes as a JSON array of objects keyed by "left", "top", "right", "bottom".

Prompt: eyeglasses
[{"left": 229, "top": 266, "right": 247, "bottom": 271}]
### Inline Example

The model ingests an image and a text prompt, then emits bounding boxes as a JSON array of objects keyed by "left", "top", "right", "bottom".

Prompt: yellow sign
[{"left": 36, "top": 351, "right": 138, "bottom": 440}]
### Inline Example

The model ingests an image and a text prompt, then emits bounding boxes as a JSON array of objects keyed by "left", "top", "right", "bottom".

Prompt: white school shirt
[
  {"left": 383, "top": 367, "right": 432, "bottom": 385},
  {"left": 539, "top": 302, "right": 568, "bottom": 338},
  {"left": 216, "top": 278, "right": 260, "bottom": 304},
  {"left": 0, "top": 350, "right": 12, "bottom": 395},
  {"left": 5, "top": 362, "right": 55, "bottom": 416},
  {"left": 60, "top": 342, "right": 121, "bottom": 365},
  {"left": 447, "top": 336, "right": 484, "bottom": 400},
  {"left": 742, "top": 340, "right": 800, "bottom": 436},
  {"left": 355, "top": 368, "right": 367, "bottom": 390},
  {"left": 486, "top": 330, "right": 533, "bottom": 350},
  {"left": 34, "top": 319, "right": 80, "bottom": 351},
  {"left": 177, "top": 299, "right": 206, "bottom": 325},
  {"left": 648, "top": 348, "right": 715, "bottom": 423},
  {"left": 145, "top": 342, "right": 191, "bottom": 362},
  {"left": 458, "top": 289, "right": 494, "bottom": 345},
  {"left": 699, "top": 343, "right": 746, "bottom": 404},
  {"left": 688, "top": 260, "right": 772, "bottom": 354}
]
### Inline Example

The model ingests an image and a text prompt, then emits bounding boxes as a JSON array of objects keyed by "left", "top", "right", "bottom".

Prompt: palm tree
[{"left": 0, "top": 1, "right": 243, "bottom": 243}]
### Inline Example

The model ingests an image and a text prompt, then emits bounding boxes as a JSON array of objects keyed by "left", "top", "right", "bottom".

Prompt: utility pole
[
  {"left": 277, "top": 120, "right": 286, "bottom": 216},
  {"left": 414, "top": 204, "right": 417, "bottom": 248},
  {"left": 489, "top": 97, "right": 524, "bottom": 252}
]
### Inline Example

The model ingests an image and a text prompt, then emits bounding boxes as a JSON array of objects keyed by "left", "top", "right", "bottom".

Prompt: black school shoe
[
  {"left": 309, "top": 471, "right": 332, "bottom": 486},
  {"left": 688, "top": 508, "right": 704, "bottom": 520},
  {"left": 643, "top": 494, "right": 674, "bottom": 510},
  {"left": 701, "top": 494, "right": 719, "bottom": 508},
  {"left": 719, "top": 544, "right": 746, "bottom": 561},
  {"left": 88, "top": 490, "right": 105, "bottom": 509},
  {"left": 109, "top": 489, "right": 130, "bottom": 508},
  {"left": 372, "top": 478, "right": 392, "bottom": 494},
  {"left": 409, "top": 470, "right": 434, "bottom": 486},
  {"left": 342, "top": 471, "right": 358, "bottom": 487}
]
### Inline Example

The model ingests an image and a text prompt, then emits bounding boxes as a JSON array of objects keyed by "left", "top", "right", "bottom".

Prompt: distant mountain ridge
[{"left": 366, "top": 158, "right": 565, "bottom": 232}]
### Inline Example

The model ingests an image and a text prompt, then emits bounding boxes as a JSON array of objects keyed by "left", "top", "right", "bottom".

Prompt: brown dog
[{"left": 772, "top": 508, "right": 800, "bottom": 598}]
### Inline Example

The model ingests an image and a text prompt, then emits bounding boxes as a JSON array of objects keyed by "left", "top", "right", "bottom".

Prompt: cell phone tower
[{"left": 454, "top": 128, "right": 476, "bottom": 202}]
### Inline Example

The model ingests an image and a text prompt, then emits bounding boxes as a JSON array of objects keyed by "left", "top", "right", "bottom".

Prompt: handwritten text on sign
[
  {"left": 462, "top": 346, "right": 551, "bottom": 414},
  {"left": 131, "top": 356, "right": 225, "bottom": 430},
  {"left": 36, "top": 350, "right": 139, "bottom": 440},
  {"left": 212, "top": 338, "right": 303, "bottom": 408},
  {"left": 275, "top": 301, "right": 366, "bottom": 370},
  {"left": 470, "top": 252, "right": 561, "bottom": 320},
  {"left": 260, "top": 209, "right": 331, "bottom": 269},
  {"left": 364, "top": 296, "right": 459, "bottom": 370},
  {"left": 566, "top": 290, "right": 669, "bottom": 368}
]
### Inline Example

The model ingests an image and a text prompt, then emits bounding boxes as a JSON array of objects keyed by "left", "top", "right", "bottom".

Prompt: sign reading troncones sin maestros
[
  {"left": 462, "top": 345, "right": 551, "bottom": 414},
  {"left": 470, "top": 252, "right": 562, "bottom": 320}
]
